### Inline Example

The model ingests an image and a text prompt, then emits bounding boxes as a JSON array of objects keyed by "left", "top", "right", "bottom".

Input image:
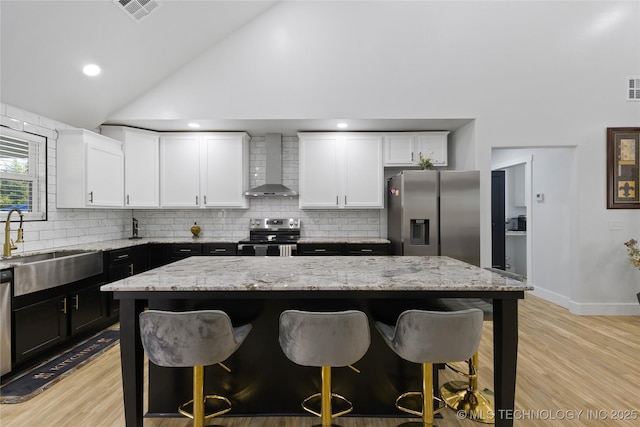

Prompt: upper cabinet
[
  {"left": 200, "top": 133, "right": 249, "bottom": 208},
  {"left": 383, "top": 132, "right": 449, "bottom": 167},
  {"left": 101, "top": 126, "right": 160, "bottom": 208},
  {"left": 298, "top": 132, "right": 383, "bottom": 209},
  {"left": 57, "top": 129, "right": 124, "bottom": 208},
  {"left": 160, "top": 132, "right": 249, "bottom": 208}
]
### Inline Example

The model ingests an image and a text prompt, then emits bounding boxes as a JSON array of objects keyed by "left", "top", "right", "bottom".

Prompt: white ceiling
[
  {"left": 1, "top": 1, "right": 471, "bottom": 136},
  {"left": 0, "top": 0, "right": 277, "bottom": 130}
]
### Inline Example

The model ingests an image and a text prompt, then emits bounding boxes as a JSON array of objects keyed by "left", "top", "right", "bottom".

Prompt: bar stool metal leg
[
  {"left": 321, "top": 366, "right": 332, "bottom": 426},
  {"left": 193, "top": 365, "right": 205, "bottom": 427},
  {"left": 395, "top": 362, "right": 445, "bottom": 426}
]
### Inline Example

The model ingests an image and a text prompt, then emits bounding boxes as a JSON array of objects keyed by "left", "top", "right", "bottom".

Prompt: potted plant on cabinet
[{"left": 623, "top": 239, "right": 640, "bottom": 304}]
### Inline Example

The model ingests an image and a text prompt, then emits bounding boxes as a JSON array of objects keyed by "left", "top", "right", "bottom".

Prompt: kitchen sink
[
  {"left": 12, "top": 250, "right": 103, "bottom": 296},
  {"left": 8, "top": 249, "right": 92, "bottom": 264}
]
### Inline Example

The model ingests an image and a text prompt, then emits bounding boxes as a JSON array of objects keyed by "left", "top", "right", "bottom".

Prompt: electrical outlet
[{"left": 536, "top": 193, "right": 544, "bottom": 202}]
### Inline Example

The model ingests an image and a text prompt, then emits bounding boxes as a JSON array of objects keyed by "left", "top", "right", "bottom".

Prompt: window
[{"left": 0, "top": 126, "right": 47, "bottom": 221}]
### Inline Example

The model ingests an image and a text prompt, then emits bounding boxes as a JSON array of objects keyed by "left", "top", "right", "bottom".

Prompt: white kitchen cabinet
[
  {"left": 201, "top": 133, "right": 249, "bottom": 208},
  {"left": 160, "top": 134, "right": 201, "bottom": 207},
  {"left": 101, "top": 126, "right": 160, "bottom": 208},
  {"left": 298, "top": 132, "right": 383, "bottom": 209},
  {"left": 57, "top": 129, "right": 124, "bottom": 208},
  {"left": 160, "top": 132, "right": 249, "bottom": 208},
  {"left": 383, "top": 133, "right": 414, "bottom": 165},
  {"left": 383, "top": 132, "right": 449, "bottom": 167}
]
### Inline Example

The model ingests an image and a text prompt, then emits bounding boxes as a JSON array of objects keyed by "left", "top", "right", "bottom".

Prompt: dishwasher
[{"left": 1, "top": 269, "right": 12, "bottom": 377}]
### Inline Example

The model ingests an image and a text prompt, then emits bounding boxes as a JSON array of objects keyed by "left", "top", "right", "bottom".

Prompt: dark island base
[{"left": 147, "top": 297, "right": 447, "bottom": 417}]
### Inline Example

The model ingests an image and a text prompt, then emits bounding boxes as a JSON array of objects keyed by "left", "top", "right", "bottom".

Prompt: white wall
[
  {"left": 493, "top": 147, "right": 581, "bottom": 311},
  {"left": 110, "top": 1, "right": 640, "bottom": 314},
  {"left": 1, "top": 103, "right": 130, "bottom": 253}
]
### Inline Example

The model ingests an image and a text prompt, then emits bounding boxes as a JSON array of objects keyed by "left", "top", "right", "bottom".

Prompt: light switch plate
[
  {"left": 608, "top": 220, "right": 623, "bottom": 230},
  {"left": 536, "top": 193, "right": 544, "bottom": 202}
]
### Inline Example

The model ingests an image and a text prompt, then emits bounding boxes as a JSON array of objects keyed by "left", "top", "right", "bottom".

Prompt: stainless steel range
[{"left": 237, "top": 218, "right": 300, "bottom": 256}]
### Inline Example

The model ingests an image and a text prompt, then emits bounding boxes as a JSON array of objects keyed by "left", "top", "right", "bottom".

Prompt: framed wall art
[{"left": 607, "top": 127, "right": 640, "bottom": 209}]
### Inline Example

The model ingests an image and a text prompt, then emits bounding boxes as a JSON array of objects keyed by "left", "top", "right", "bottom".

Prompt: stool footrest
[
  {"left": 396, "top": 391, "right": 446, "bottom": 417},
  {"left": 178, "top": 394, "right": 232, "bottom": 420},
  {"left": 302, "top": 392, "right": 354, "bottom": 419}
]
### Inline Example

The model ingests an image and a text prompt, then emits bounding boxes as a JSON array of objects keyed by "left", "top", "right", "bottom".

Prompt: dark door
[
  {"left": 491, "top": 170, "right": 506, "bottom": 269},
  {"left": 70, "top": 282, "right": 107, "bottom": 335},
  {"left": 14, "top": 294, "right": 68, "bottom": 364}
]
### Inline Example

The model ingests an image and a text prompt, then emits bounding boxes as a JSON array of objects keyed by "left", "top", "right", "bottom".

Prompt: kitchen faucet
[
  {"left": 3, "top": 208, "right": 24, "bottom": 257},
  {"left": 130, "top": 217, "right": 140, "bottom": 239}
]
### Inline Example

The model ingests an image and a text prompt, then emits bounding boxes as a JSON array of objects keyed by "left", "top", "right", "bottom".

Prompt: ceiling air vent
[
  {"left": 114, "top": 0, "right": 160, "bottom": 22},
  {"left": 627, "top": 77, "right": 640, "bottom": 101}
]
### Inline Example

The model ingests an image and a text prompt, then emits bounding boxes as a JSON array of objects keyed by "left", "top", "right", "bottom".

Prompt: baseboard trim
[{"left": 531, "top": 288, "right": 640, "bottom": 315}]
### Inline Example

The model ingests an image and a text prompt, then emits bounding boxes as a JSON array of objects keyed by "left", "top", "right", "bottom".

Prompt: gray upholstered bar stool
[
  {"left": 438, "top": 268, "right": 524, "bottom": 424},
  {"left": 278, "top": 309, "right": 370, "bottom": 427},
  {"left": 139, "top": 310, "right": 252, "bottom": 427},
  {"left": 376, "top": 309, "right": 484, "bottom": 427}
]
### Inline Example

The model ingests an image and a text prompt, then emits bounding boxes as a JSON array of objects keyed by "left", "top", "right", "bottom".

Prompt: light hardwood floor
[{"left": 1, "top": 294, "right": 639, "bottom": 427}]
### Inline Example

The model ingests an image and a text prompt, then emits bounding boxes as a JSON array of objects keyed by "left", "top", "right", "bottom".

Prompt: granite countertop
[
  {"left": 0, "top": 237, "right": 238, "bottom": 269},
  {"left": 0, "top": 237, "right": 391, "bottom": 269},
  {"left": 297, "top": 238, "right": 390, "bottom": 244},
  {"left": 101, "top": 255, "right": 533, "bottom": 293}
]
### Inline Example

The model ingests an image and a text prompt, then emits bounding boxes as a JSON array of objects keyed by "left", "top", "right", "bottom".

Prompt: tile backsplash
[{"left": 1, "top": 104, "right": 383, "bottom": 252}]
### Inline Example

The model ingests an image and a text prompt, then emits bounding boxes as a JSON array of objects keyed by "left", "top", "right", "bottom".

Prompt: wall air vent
[
  {"left": 114, "top": 0, "right": 160, "bottom": 22},
  {"left": 627, "top": 77, "right": 640, "bottom": 101}
]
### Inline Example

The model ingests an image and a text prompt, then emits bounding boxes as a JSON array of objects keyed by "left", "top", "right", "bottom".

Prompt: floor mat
[{"left": 0, "top": 329, "right": 119, "bottom": 404}]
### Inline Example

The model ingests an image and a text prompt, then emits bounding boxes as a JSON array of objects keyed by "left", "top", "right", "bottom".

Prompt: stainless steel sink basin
[
  {"left": 12, "top": 250, "right": 103, "bottom": 296},
  {"left": 9, "top": 249, "right": 92, "bottom": 264}
]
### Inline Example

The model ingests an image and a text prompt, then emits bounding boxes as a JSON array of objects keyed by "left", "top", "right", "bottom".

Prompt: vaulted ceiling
[
  {"left": 0, "top": 0, "right": 278, "bottom": 130},
  {"left": 0, "top": 0, "right": 471, "bottom": 136}
]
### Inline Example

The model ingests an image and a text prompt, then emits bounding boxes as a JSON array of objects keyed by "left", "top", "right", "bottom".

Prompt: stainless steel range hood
[{"left": 245, "top": 133, "right": 297, "bottom": 197}]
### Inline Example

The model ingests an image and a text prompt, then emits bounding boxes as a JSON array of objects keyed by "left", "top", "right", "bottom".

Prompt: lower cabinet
[
  {"left": 343, "top": 243, "right": 390, "bottom": 256},
  {"left": 105, "top": 245, "right": 150, "bottom": 319},
  {"left": 12, "top": 275, "right": 107, "bottom": 366},
  {"left": 13, "top": 294, "right": 68, "bottom": 364},
  {"left": 202, "top": 243, "right": 237, "bottom": 256},
  {"left": 297, "top": 243, "right": 343, "bottom": 256},
  {"left": 297, "top": 242, "right": 390, "bottom": 256},
  {"left": 70, "top": 281, "right": 108, "bottom": 335},
  {"left": 170, "top": 243, "right": 202, "bottom": 261}
]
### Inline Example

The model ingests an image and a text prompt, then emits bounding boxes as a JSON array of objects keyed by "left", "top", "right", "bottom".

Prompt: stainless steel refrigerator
[{"left": 387, "top": 170, "right": 480, "bottom": 266}]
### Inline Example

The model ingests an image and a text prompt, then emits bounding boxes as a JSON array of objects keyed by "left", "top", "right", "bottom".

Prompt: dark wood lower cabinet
[
  {"left": 13, "top": 294, "right": 68, "bottom": 364},
  {"left": 297, "top": 242, "right": 390, "bottom": 256},
  {"left": 70, "top": 282, "right": 107, "bottom": 335},
  {"left": 12, "top": 274, "right": 107, "bottom": 367}
]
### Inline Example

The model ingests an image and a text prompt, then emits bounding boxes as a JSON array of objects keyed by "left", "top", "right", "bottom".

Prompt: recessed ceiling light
[
  {"left": 188, "top": 123, "right": 200, "bottom": 128},
  {"left": 82, "top": 64, "right": 101, "bottom": 76},
  {"left": 337, "top": 122, "right": 348, "bottom": 129}
]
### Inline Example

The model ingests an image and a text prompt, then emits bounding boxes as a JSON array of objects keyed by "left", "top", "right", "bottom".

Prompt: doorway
[{"left": 491, "top": 147, "right": 577, "bottom": 308}]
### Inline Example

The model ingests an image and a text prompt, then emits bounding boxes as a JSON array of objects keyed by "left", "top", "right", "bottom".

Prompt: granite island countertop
[{"left": 101, "top": 255, "right": 533, "bottom": 293}]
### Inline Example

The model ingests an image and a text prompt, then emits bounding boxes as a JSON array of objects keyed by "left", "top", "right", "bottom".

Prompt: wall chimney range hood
[{"left": 245, "top": 133, "right": 297, "bottom": 197}]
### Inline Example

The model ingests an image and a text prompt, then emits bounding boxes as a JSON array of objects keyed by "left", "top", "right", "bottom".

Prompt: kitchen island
[{"left": 102, "top": 255, "right": 532, "bottom": 427}]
